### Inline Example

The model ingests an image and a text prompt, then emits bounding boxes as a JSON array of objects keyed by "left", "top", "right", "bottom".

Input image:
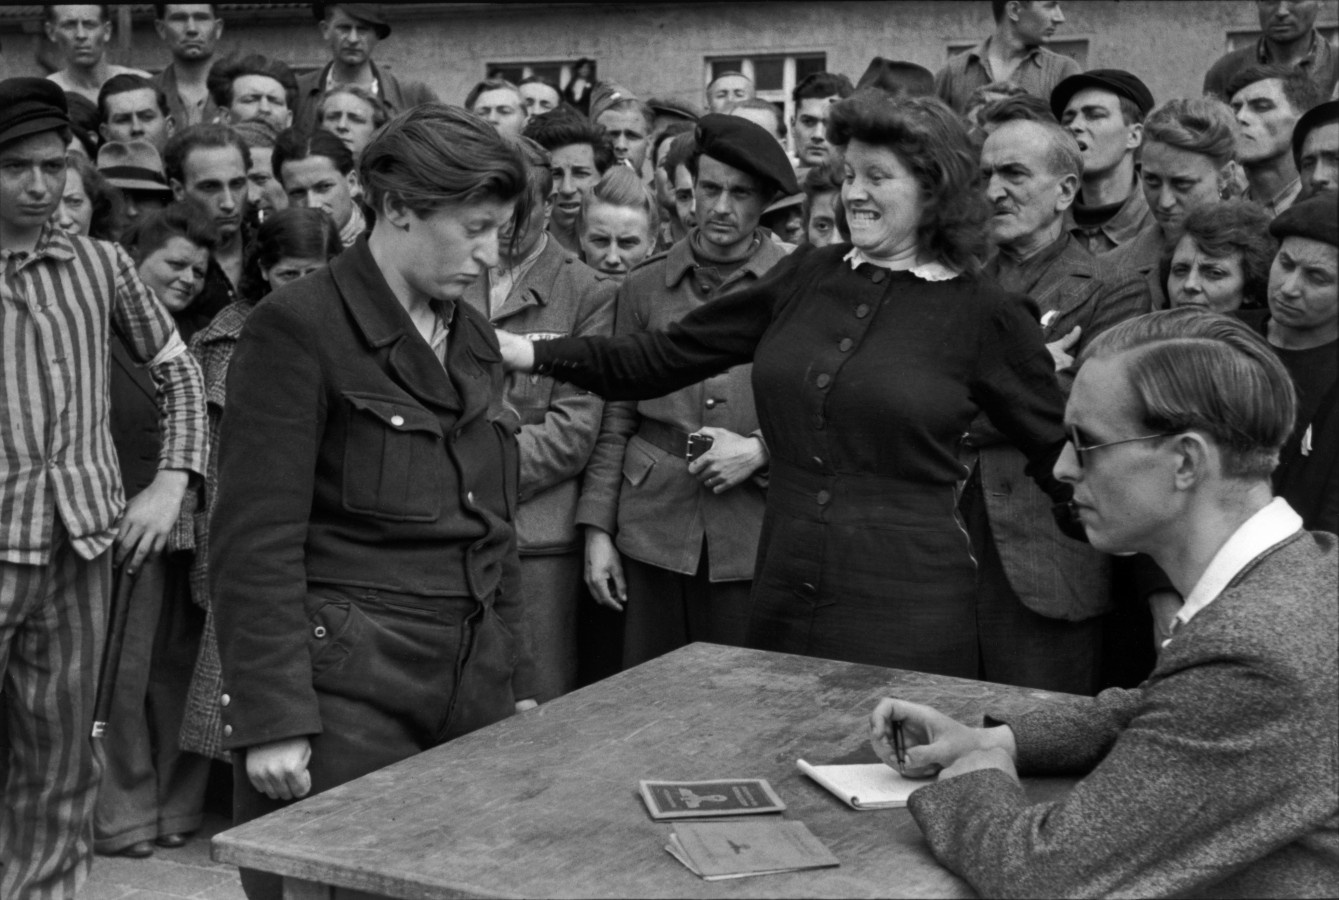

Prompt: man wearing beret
[
  {"left": 0, "top": 77, "right": 207, "bottom": 898},
  {"left": 577, "top": 115, "right": 795, "bottom": 669},
  {"left": 1052, "top": 70, "right": 1157, "bottom": 257},
  {"left": 1294, "top": 98, "right": 1339, "bottom": 196},
  {"left": 293, "top": 3, "right": 438, "bottom": 134},
  {"left": 1264, "top": 190, "right": 1339, "bottom": 533}
]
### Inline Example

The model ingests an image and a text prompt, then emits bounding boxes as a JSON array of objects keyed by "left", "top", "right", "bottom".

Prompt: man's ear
[
  {"left": 1171, "top": 432, "right": 1213, "bottom": 491},
  {"left": 1125, "top": 121, "right": 1143, "bottom": 153},
  {"left": 345, "top": 169, "right": 362, "bottom": 199},
  {"left": 1055, "top": 171, "right": 1080, "bottom": 213},
  {"left": 171, "top": 179, "right": 186, "bottom": 202}
]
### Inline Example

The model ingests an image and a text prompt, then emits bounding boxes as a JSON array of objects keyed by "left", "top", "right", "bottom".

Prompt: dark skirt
[{"left": 746, "top": 461, "right": 979, "bottom": 677}]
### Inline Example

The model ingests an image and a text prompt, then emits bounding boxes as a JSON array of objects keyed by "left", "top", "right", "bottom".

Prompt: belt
[{"left": 636, "top": 419, "right": 694, "bottom": 457}]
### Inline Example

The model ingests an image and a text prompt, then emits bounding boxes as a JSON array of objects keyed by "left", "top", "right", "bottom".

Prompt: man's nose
[
  {"left": 1157, "top": 185, "right": 1178, "bottom": 209},
  {"left": 219, "top": 188, "right": 238, "bottom": 211}
]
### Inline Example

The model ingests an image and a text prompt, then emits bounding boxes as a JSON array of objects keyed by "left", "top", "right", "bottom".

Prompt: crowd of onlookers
[{"left": 1, "top": 1, "right": 1336, "bottom": 898}]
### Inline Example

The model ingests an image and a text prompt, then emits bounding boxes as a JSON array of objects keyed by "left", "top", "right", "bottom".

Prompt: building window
[
  {"left": 486, "top": 61, "right": 573, "bottom": 89},
  {"left": 705, "top": 53, "right": 827, "bottom": 125},
  {"left": 947, "top": 38, "right": 1089, "bottom": 68},
  {"left": 1227, "top": 24, "right": 1339, "bottom": 52}
]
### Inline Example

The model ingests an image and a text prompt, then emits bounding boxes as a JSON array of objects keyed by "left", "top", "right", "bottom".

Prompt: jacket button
[
  {"left": 816, "top": 373, "right": 831, "bottom": 389},
  {"left": 813, "top": 414, "right": 824, "bottom": 429},
  {"left": 220, "top": 694, "right": 230, "bottom": 707},
  {"left": 313, "top": 625, "right": 327, "bottom": 638},
  {"left": 816, "top": 490, "right": 831, "bottom": 505},
  {"left": 705, "top": 398, "right": 717, "bottom": 409},
  {"left": 391, "top": 415, "right": 405, "bottom": 427},
  {"left": 871, "top": 270, "right": 886, "bottom": 284},
  {"left": 466, "top": 491, "right": 475, "bottom": 505},
  {"left": 855, "top": 303, "right": 870, "bottom": 319},
  {"left": 222, "top": 725, "right": 233, "bottom": 737},
  {"left": 839, "top": 337, "right": 853, "bottom": 352}
]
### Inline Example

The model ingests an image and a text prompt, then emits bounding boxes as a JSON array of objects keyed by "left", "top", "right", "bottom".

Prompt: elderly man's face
[
  {"left": 981, "top": 120, "right": 1076, "bottom": 254},
  {"left": 1300, "top": 122, "right": 1339, "bottom": 194},
  {"left": 1232, "top": 78, "right": 1301, "bottom": 166},
  {"left": 706, "top": 75, "right": 753, "bottom": 114},
  {"left": 1054, "top": 354, "right": 1184, "bottom": 555},
  {"left": 1256, "top": 0, "right": 1319, "bottom": 42},
  {"left": 1268, "top": 235, "right": 1339, "bottom": 341}
]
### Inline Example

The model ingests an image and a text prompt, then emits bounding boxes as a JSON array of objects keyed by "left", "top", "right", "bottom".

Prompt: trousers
[
  {"left": 0, "top": 524, "right": 111, "bottom": 899},
  {"left": 518, "top": 553, "right": 581, "bottom": 702}
]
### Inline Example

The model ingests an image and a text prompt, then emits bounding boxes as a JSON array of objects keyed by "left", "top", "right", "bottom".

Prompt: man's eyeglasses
[{"left": 1067, "top": 427, "right": 1180, "bottom": 467}]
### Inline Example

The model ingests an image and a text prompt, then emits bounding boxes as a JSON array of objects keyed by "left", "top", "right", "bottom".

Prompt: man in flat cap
[
  {"left": 577, "top": 115, "right": 796, "bottom": 671},
  {"left": 0, "top": 76, "right": 206, "bottom": 898},
  {"left": 293, "top": 3, "right": 438, "bottom": 134},
  {"left": 1052, "top": 70, "right": 1157, "bottom": 257},
  {"left": 1294, "top": 98, "right": 1339, "bottom": 196},
  {"left": 1264, "top": 190, "right": 1339, "bottom": 533}
]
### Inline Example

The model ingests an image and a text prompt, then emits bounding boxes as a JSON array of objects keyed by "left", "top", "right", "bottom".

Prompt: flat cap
[
  {"left": 312, "top": 3, "right": 389, "bottom": 39},
  {"left": 0, "top": 77, "right": 70, "bottom": 148},
  {"left": 648, "top": 96, "right": 701, "bottom": 122},
  {"left": 856, "top": 58, "right": 933, "bottom": 97},
  {"left": 1292, "top": 99, "right": 1339, "bottom": 167},
  {"left": 97, "top": 140, "right": 172, "bottom": 194},
  {"left": 695, "top": 113, "right": 799, "bottom": 197},
  {"left": 589, "top": 81, "right": 637, "bottom": 125},
  {"left": 1269, "top": 189, "right": 1338, "bottom": 247},
  {"left": 1050, "top": 69, "right": 1154, "bottom": 120}
]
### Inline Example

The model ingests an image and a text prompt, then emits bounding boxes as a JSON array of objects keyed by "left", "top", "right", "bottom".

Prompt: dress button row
[
  {"left": 391, "top": 415, "right": 405, "bottom": 427},
  {"left": 839, "top": 338, "right": 853, "bottom": 352},
  {"left": 815, "top": 373, "right": 831, "bottom": 389},
  {"left": 855, "top": 304, "right": 870, "bottom": 319},
  {"left": 816, "top": 490, "right": 831, "bottom": 505},
  {"left": 871, "top": 270, "right": 886, "bottom": 284},
  {"left": 222, "top": 725, "right": 233, "bottom": 737},
  {"left": 220, "top": 694, "right": 231, "bottom": 707}
]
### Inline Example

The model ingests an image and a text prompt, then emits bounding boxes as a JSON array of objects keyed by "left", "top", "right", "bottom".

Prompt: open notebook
[{"left": 796, "top": 759, "right": 926, "bottom": 810}]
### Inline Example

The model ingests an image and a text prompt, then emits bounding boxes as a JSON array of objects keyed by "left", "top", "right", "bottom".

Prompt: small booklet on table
[
  {"left": 665, "top": 820, "right": 840, "bottom": 881},
  {"left": 796, "top": 758, "right": 925, "bottom": 810},
  {"left": 639, "top": 778, "right": 785, "bottom": 820}
]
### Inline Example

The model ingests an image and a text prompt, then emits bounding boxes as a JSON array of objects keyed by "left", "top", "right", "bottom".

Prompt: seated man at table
[{"left": 870, "top": 308, "right": 1339, "bottom": 898}]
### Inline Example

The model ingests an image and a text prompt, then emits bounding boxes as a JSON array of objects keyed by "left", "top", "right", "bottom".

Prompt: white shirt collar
[
  {"left": 1172, "top": 498, "right": 1303, "bottom": 633},
  {"left": 842, "top": 247, "right": 958, "bottom": 282}
]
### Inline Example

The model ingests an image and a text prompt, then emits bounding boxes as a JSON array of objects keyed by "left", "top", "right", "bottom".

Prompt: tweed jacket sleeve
[{"left": 906, "top": 533, "right": 1339, "bottom": 898}]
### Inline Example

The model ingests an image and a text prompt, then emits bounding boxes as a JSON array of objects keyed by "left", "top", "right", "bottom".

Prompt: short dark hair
[
  {"left": 1226, "top": 63, "right": 1324, "bottom": 117},
  {"left": 273, "top": 128, "right": 355, "bottom": 182},
  {"left": 163, "top": 123, "right": 251, "bottom": 184},
  {"left": 122, "top": 199, "right": 219, "bottom": 263},
  {"left": 661, "top": 130, "right": 695, "bottom": 183},
  {"left": 828, "top": 90, "right": 990, "bottom": 275},
  {"left": 1159, "top": 200, "right": 1278, "bottom": 310},
  {"left": 206, "top": 54, "right": 298, "bottom": 110},
  {"left": 47, "top": 5, "right": 110, "bottom": 24},
  {"left": 464, "top": 77, "right": 522, "bottom": 112},
  {"left": 980, "top": 93, "right": 1057, "bottom": 129},
  {"left": 519, "top": 74, "right": 561, "bottom": 94},
  {"left": 792, "top": 72, "right": 855, "bottom": 104},
  {"left": 522, "top": 109, "right": 615, "bottom": 173},
  {"left": 63, "top": 92, "right": 97, "bottom": 157},
  {"left": 651, "top": 120, "right": 693, "bottom": 173},
  {"left": 153, "top": 4, "right": 217, "bottom": 19},
  {"left": 240, "top": 206, "right": 340, "bottom": 300},
  {"left": 97, "top": 74, "right": 169, "bottom": 123}
]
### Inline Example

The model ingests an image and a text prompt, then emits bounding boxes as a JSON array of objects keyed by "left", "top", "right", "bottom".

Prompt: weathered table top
[{"left": 212, "top": 643, "right": 1077, "bottom": 899}]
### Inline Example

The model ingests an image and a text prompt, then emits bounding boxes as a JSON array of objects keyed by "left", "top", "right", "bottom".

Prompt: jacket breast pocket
[
  {"left": 341, "top": 392, "right": 444, "bottom": 522},
  {"left": 622, "top": 437, "right": 658, "bottom": 489}
]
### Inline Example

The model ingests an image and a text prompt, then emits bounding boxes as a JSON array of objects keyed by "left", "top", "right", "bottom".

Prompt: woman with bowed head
[
  {"left": 208, "top": 105, "right": 537, "bottom": 900},
  {"left": 1163, "top": 200, "right": 1277, "bottom": 329},
  {"left": 176, "top": 208, "right": 343, "bottom": 773},
  {"left": 499, "top": 91, "right": 1078, "bottom": 678},
  {"left": 578, "top": 164, "right": 659, "bottom": 279}
]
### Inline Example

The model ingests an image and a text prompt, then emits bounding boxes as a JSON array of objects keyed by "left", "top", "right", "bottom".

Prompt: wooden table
[{"left": 213, "top": 643, "right": 1077, "bottom": 899}]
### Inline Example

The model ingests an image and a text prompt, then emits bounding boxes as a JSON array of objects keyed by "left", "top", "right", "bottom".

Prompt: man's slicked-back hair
[
  {"left": 1079, "top": 308, "right": 1296, "bottom": 480},
  {"left": 153, "top": 4, "right": 218, "bottom": 19},
  {"left": 597, "top": 97, "right": 655, "bottom": 131},
  {"left": 273, "top": 127, "right": 356, "bottom": 180},
  {"left": 1143, "top": 97, "right": 1238, "bottom": 168},
  {"left": 359, "top": 103, "right": 528, "bottom": 223},
  {"left": 1226, "top": 63, "right": 1324, "bottom": 117},
  {"left": 992, "top": 117, "right": 1082, "bottom": 180},
  {"left": 979, "top": 93, "right": 1057, "bottom": 129},
  {"left": 97, "top": 74, "right": 170, "bottom": 122},
  {"left": 464, "top": 77, "right": 522, "bottom": 112},
  {"left": 207, "top": 53, "right": 298, "bottom": 110},
  {"left": 163, "top": 122, "right": 251, "bottom": 184},
  {"left": 793, "top": 72, "right": 855, "bottom": 104},
  {"left": 522, "top": 108, "right": 616, "bottom": 173}
]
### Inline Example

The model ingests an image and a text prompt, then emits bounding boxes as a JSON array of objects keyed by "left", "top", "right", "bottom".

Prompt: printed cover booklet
[
  {"left": 639, "top": 779, "right": 786, "bottom": 819},
  {"left": 665, "top": 820, "right": 840, "bottom": 881}
]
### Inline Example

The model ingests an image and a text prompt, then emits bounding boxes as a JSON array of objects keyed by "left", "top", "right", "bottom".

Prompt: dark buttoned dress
[{"left": 533, "top": 243, "right": 1070, "bottom": 676}]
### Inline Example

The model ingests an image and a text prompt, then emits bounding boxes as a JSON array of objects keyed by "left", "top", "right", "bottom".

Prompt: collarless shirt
[
  {"left": 1066, "top": 176, "right": 1154, "bottom": 255},
  {"left": 153, "top": 63, "right": 222, "bottom": 128},
  {"left": 1171, "top": 497, "right": 1304, "bottom": 636},
  {"left": 934, "top": 36, "right": 1081, "bottom": 114}
]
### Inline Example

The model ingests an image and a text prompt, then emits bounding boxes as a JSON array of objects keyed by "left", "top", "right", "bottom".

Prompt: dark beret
[
  {"left": 0, "top": 77, "right": 70, "bottom": 149},
  {"left": 1269, "top": 190, "right": 1338, "bottom": 248},
  {"left": 1050, "top": 69, "right": 1154, "bottom": 120},
  {"left": 1292, "top": 99, "right": 1339, "bottom": 168},
  {"left": 312, "top": 3, "right": 390, "bottom": 38},
  {"left": 694, "top": 113, "right": 799, "bottom": 197},
  {"left": 856, "top": 58, "right": 934, "bottom": 97}
]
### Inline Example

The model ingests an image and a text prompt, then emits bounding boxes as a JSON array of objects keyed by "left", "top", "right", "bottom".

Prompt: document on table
[
  {"left": 796, "top": 759, "right": 925, "bottom": 810},
  {"left": 639, "top": 778, "right": 785, "bottom": 820},
  {"left": 665, "top": 820, "right": 840, "bottom": 880}
]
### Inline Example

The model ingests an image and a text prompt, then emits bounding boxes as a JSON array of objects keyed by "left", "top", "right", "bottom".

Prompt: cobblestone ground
[{"left": 82, "top": 812, "right": 245, "bottom": 900}]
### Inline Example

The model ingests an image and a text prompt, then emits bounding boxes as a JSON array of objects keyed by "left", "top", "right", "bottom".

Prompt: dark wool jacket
[{"left": 209, "top": 239, "right": 534, "bottom": 750}]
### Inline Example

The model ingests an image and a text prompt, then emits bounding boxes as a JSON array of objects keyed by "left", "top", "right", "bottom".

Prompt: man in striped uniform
[{"left": 0, "top": 78, "right": 207, "bottom": 898}]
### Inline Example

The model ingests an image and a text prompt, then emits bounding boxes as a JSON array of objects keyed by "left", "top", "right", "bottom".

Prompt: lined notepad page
[{"left": 796, "top": 760, "right": 924, "bottom": 810}]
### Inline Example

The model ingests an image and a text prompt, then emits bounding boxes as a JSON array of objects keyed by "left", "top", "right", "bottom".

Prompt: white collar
[
  {"left": 842, "top": 247, "right": 958, "bottom": 282},
  {"left": 1171, "top": 498, "right": 1303, "bottom": 635}
]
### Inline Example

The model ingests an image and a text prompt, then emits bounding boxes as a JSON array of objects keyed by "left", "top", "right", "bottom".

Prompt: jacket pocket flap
[
  {"left": 343, "top": 392, "right": 443, "bottom": 437},
  {"left": 622, "top": 437, "right": 658, "bottom": 487}
]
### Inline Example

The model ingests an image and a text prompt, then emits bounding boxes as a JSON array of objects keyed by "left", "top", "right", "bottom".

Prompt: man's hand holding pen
[{"left": 868, "top": 698, "right": 1021, "bottom": 784}]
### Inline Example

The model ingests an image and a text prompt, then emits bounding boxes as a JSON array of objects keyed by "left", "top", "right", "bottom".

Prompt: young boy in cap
[
  {"left": 0, "top": 76, "right": 207, "bottom": 898},
  {"left": 577, "top": 115, "right": 796, "bottom": 669}
]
